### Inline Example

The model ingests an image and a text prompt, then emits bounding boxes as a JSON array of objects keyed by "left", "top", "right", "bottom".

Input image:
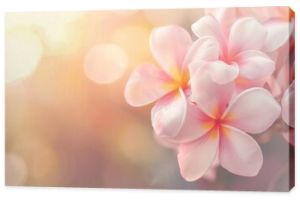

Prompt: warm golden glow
[
  {"left": 111, "top": 25, "right": 152, "bottom": 67},
  {"left": 84, "top": 43, "right": 128, "bottom": 84}
]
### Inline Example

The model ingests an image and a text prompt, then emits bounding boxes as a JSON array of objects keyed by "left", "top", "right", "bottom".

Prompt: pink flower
[
  {"left": 264, "top": 27, "right": 294, "bottom": 98},
  {"left": 161, "top": 67, "right": 281, "bottom": 181},
  {"left": 125, "top": 13, "right": 288, "bottom": 182},
  {"left": 125, "top": 25, "right": 192, "bottom": 137},
  {"left": 188, "top": 15, "right": 290, "bottom": 91},
  {"left": 205, "top": 8, "right": 294, "bottom": 79},
  {"left": 265, "top": 63, "right": 294, "bottom": 145},
  {"left": 205, "top": 7, "right": 292, "bottom": 50}
]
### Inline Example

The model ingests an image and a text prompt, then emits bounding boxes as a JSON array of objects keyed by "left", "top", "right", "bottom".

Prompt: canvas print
[{"left": 5, "top": 7, "right": 295, "bottom": 191}]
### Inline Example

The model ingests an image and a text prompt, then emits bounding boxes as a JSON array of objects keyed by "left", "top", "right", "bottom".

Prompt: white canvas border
[{"left": 0, "top": 0, "right": 299, "bottom": 199}]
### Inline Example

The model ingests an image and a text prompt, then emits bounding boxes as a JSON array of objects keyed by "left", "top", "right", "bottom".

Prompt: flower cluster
[{"left": 125, "top": 8, "right": 294, "bottom": 181}]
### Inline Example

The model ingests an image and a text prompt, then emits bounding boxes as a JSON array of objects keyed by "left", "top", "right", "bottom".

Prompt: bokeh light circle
[
  {"left": 5, "top": 29, "right": 43, "bottom": 83},
  {"left": 84, "top": 43, "right": 128, "bottom": 84},
  {"left": 6, "top": 12, "right": 84, "bottom": 56}
]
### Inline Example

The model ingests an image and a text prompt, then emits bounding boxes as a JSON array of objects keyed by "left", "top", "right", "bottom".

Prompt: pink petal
[
  {"left": 168, "top": 100, "right": 214, "bottom": 143},
  {"left": 281, "top": 81, "right": 295, "bottom": 127},
  {"left": 206, "top": 61, "right": 239, "bottom": 84},
  {"left": 189, "top": 60, "right": 207, "bottom": 78},
  {"left": 177, "top": 129, "right": 219, "bottom": 181},
  {"left": 151, "top": 90, "right": 187, "bottom": 138},
  {"left": 263, "top": 20, "right": 291, "bottom": 52},
  {"left": 205, "top": 8, "right": 242, "bottom": 38},
  {"left": 184, "top": 36, "right": 219, "bottom": 69},
  {"left": 191, "top": 65, "right": 234, "bottom": 118},
  {"left": 229, "top": 18, "right": 267, "bottom": 55},
  {"left": 205, "top": 8, "right": 238, "bottom": 36},
  {"left": 203, "top": 156, "right": 219, "bottom": 182},
  {"left": 150, "top": 25, "right": 192, "bottom": 76},
  {"left": 191, "top": 15, "right": 226, "bottom": 47},
  {"left": 235, "top": 50, "right": 275, "bottom": 80},
  {"left": 223, "top": 88, "right": 281, "bottom": 134},
  {"left": 269, "top": 41, "right": 291, "bottom": 71},
  {"left": 220, "top": 125, "right": 263, "bottom": 176},
  {"left": 125, "top": 64, "right": 174, "bottom": 106}
]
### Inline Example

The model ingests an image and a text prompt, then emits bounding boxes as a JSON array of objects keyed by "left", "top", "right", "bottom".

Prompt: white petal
[
  {"left": 178, "top": 129, "right": 219, "bottom": 181},
  {"left": 191, "top": 65, "right": 235, "bottom": 117},
  {"left": 235, "top": 50, "right": 275, "bottom": 80},
  {"left": 207, "top": 61, "right": 239, "bottom": 84},
  {"left": 125, "top": 64, "right": 174, "bottom": 106},
  {"left": 169, "top": 100, "right": 214, "bottom": 143},
  {"left": 151, "top": 90, "right": 187, "bottom": 138},
  {"left": 184, "top": 36, "right": 219, "bottom": 67},
  {"left": 263, "top": 20, "right": 292, "bottom": 52},
  {"left": 220, "top": 125, "right": 263, "bottom": 176},
  {"left": 229, "top": 18, "right": 267, "bottom": 55},
  {"left": 223, "top": 88, "right": 281, "bottom": 134},
  {"left": 150, "top": 25, "right": 192, "bottom": 76},
  {"left": 191, "top": 15, "right": 222, "bottom": 40}
]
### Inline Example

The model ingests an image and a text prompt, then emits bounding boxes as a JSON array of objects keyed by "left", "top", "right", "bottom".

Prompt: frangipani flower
[
  {"left": 264, "top": 31, "right": 294, "bottom": 97},
  {"left": 161, "top": 67, "right": 281, "bottom": 181},
  {"left": 125, "top": 13, "right": 289, "bottom": 182},
  {"left": 188, "top": 16, "right": 281, "bottom": 90},
  {"left": 196, "top": 9, "right": 294, "bottom": 92},
  {"left": 125, "top": 25, "right": 192, "bottom": 137},
  {"left": 205, "top": 7, "right": 292, "bottom": 41},
  {"left": 265, "top": 64, "right": 294, "bottom": 145}
]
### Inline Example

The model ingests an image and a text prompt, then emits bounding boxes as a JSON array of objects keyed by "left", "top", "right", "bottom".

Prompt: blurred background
[{"left": 5, "top": 9, "right": 293, "bottom": 191}]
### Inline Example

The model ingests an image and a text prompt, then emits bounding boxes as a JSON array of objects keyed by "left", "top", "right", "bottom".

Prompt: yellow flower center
[{"left": 164, "top": 66, "right": 189, "bottom": 91}]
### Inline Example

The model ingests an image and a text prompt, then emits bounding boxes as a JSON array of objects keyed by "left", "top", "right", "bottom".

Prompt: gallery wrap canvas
[{"left": 5, "top": 7, "right": 295, "bottom": 191}]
